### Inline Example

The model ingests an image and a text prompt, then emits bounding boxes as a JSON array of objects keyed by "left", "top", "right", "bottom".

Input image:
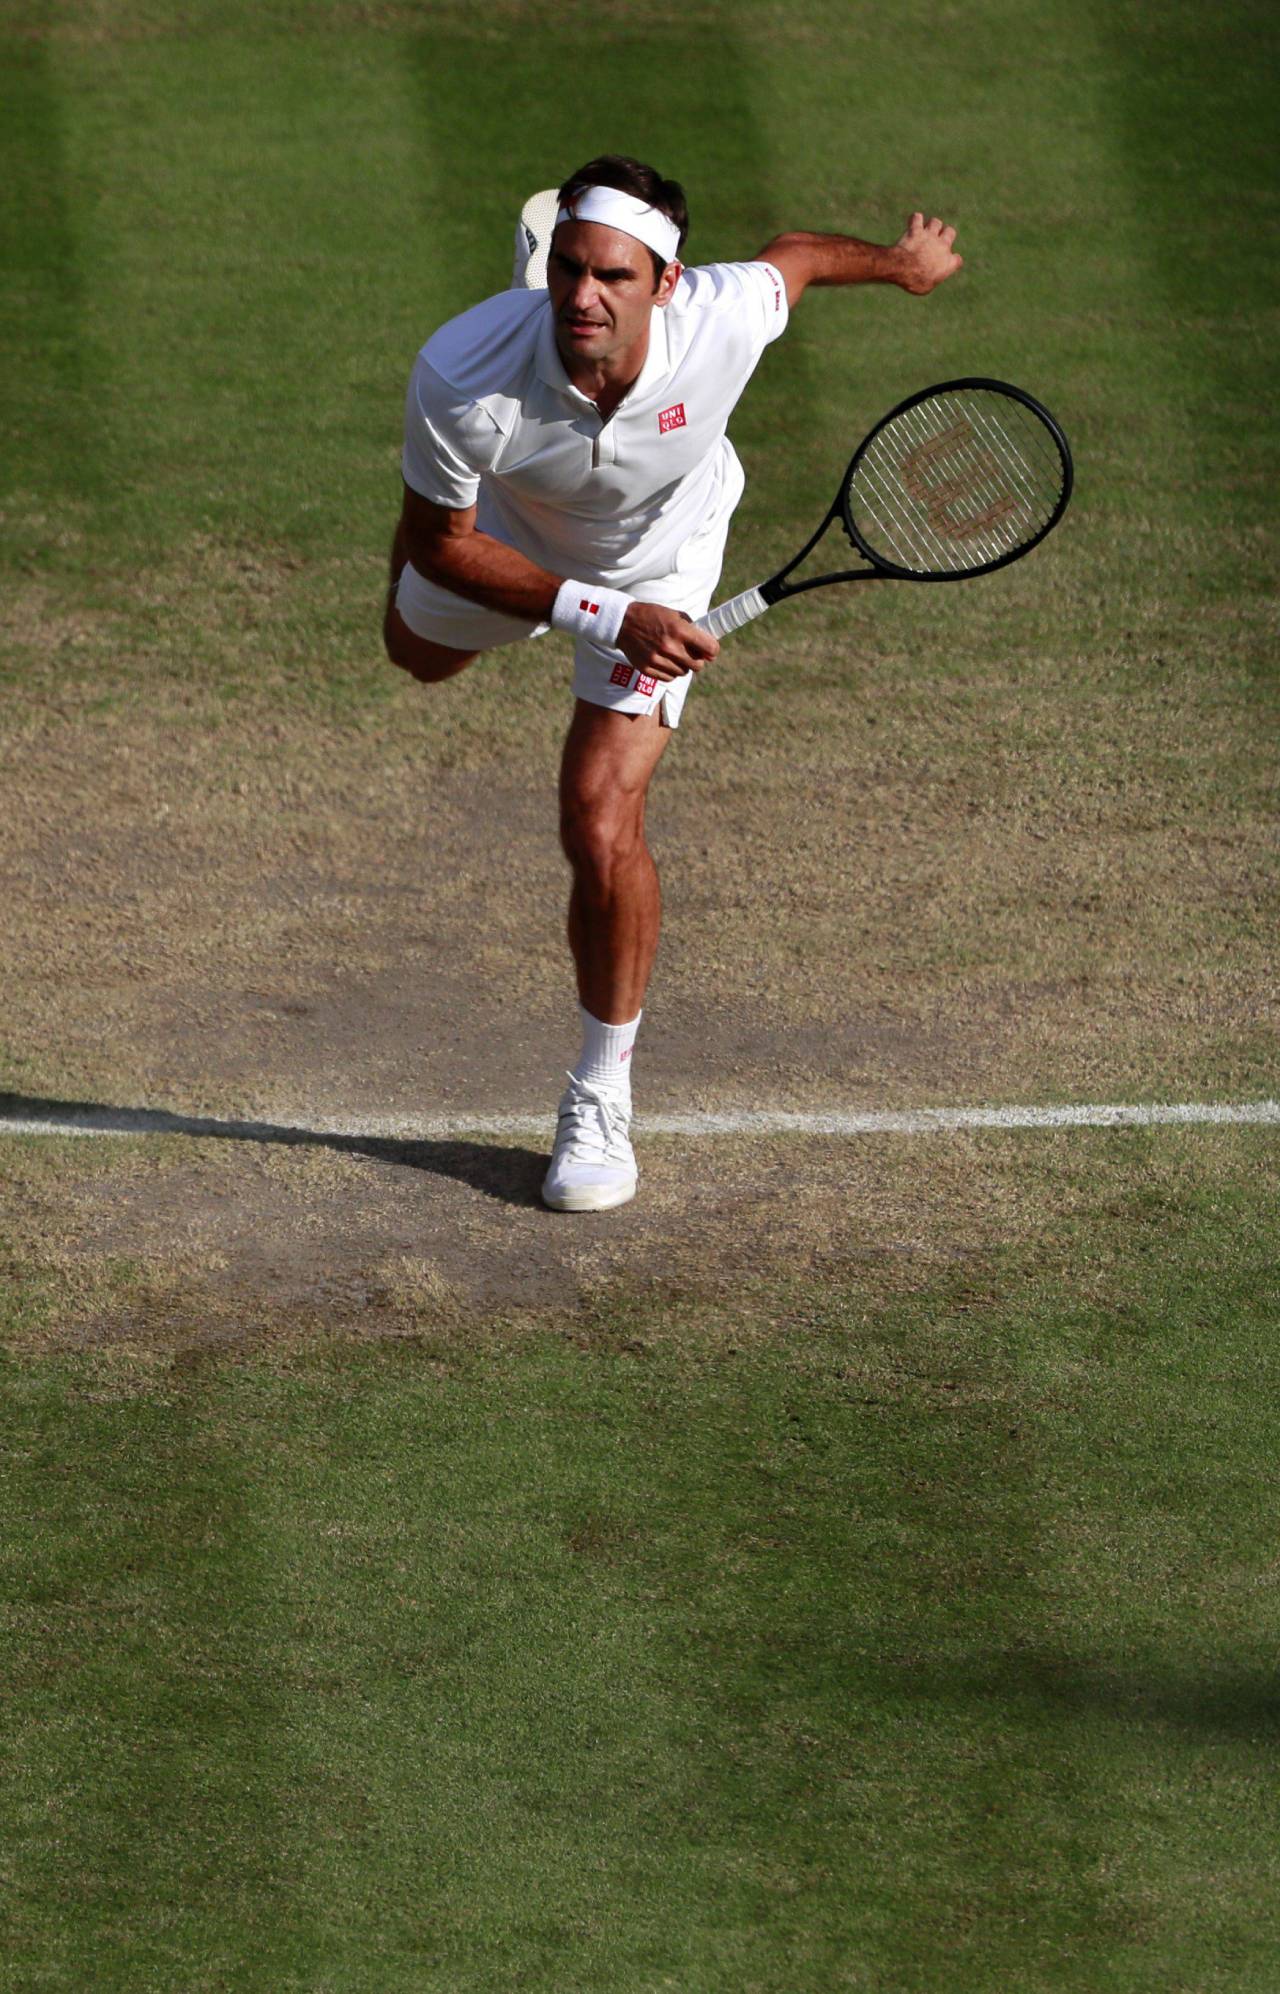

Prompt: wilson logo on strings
[{"left": 899, "top": 420, "right": 1019, "bottom": 540}]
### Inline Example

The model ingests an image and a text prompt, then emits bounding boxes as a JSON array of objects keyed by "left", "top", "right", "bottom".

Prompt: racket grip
[{"left": 697, "top": 586, "right": 769, "bottom": 640}]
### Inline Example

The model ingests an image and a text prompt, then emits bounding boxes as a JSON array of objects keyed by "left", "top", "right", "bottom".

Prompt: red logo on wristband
[
  {"left": 658, "top": 403, "right": 686, "bottom": 434},
  {"left": 580, "top": 598, "right": 600, "bottom": 616},
  {"left": 610, "top": 662, "right": 633, "bottom": 689}
]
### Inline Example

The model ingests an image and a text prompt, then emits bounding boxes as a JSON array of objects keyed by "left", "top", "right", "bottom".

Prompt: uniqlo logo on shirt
[
  {"left": 658, "top": 403, "right": 686, "bottom": 434},
  {"left": 636, "top": 673, "right": 657, "bottom": 698},
  {"left": 610, "top": 662, "right": 634, "bottom": 689}
]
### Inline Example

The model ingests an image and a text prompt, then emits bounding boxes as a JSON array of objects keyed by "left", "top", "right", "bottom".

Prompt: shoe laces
[{"left": 555, "top": 1073, "right": 633, "bottom": 1163}]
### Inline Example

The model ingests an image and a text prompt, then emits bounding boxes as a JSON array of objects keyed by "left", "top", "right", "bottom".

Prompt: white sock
[{"left": 573, "top": 1005, "right": 641, "bottom": 1093}]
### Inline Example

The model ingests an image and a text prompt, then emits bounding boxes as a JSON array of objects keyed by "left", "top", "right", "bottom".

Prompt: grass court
[{"left": 1, "top": 1, "right": 1277, "bottom": 1986}]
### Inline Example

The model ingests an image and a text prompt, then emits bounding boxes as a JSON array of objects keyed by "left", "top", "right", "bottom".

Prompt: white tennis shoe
[{"left": 541, "top": 1074, "right": 637, "bottom": 1212}]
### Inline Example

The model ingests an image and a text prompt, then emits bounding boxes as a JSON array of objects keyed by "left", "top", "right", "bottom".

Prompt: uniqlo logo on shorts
[
  {"left": 636, "top": 673, "right": 657, "bottom": 698},
  {"left": 610, "top": 662, "right": 633, "bottom": 689},
  {"left": 658, "top": 403, "right": 686, "bottom": 434}
]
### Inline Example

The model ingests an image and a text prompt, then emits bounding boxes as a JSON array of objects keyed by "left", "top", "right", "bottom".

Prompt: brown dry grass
[
  {"left": 3, "top": 518, "right": 1275, "bottom": 1349},
  {"left": 3, "top": 538, "right": 1274, "bottom": 1111},
  {"left": 6, "top": 1118, "right": 1275, "bottom": 1359},
  {"left": 7, "top": 1124, "right": 1268, "bottom": 1355}
]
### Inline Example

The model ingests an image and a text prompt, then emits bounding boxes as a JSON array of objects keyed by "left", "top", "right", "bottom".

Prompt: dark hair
[{"left": 557, "top": 154, "right": 689, "bottom": 285}]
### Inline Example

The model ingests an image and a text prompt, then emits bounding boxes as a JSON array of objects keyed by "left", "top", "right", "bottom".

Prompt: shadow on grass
[
  {"left": 0, "top": 1093, "right": 547, "bottom": 1210},
  {"left": 895, "top": 1649, "right": 1280, "bottom": 1746}
]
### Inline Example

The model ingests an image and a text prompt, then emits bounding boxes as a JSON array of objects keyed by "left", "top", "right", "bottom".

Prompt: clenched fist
[{"left": 618, "top": 602, "right": 720, "bottom": 683}]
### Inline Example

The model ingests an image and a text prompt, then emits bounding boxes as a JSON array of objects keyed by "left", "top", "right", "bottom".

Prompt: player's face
[{"left": 548, "top": 220, "right": 677, "bottom": 371}]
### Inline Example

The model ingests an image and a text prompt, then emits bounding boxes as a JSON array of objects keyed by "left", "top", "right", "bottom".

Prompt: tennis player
[{"left": 385, "top": 156, "right": 960, "bottom": 1211}]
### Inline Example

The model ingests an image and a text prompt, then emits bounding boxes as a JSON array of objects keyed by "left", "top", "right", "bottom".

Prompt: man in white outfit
[{"left": 384, "top": 155, "right": 960, "bottom": 1212}]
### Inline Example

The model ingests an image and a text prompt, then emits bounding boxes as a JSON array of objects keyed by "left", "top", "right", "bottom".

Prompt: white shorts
[{"left": 394, "top": 528, "right": 729, "bottom": 730}]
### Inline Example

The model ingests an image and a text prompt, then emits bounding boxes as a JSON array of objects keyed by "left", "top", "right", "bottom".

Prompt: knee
[{"left": 560, "top": 791, "right": 644, "bottom": 888}]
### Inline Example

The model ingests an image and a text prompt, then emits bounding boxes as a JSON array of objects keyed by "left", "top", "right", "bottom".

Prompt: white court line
[{"left": 1, "top": 1101, "right": 1277, "bottom": 1141}]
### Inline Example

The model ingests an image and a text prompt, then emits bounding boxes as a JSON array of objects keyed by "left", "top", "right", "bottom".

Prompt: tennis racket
[{"left": 698, "top": 378, "right": 1072, "bottom": 639}]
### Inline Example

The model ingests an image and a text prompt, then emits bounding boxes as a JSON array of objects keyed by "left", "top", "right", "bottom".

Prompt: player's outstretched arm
[{"left": 756, "top": 212, "right": 962, "bottom": 308}]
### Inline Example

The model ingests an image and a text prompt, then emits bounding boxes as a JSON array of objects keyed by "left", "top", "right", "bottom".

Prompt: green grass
[
  {"left": 3, "top": 1145, "right": 1278, "bottom": 1992},
  {"left": 2, "top": 0, "right": 1278, "bottom": 1985}
]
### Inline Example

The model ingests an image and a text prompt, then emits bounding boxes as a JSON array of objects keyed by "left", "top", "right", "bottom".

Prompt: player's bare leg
[
  {"left": 559, "top": 698, "right": 671, "bottom": 1022},
  {"left": 543, "top": 697, "right": 672, "bottom": 1211}
]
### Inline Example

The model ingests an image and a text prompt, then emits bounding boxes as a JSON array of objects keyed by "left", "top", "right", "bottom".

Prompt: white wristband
[{"left": 550, "top": 578, "right": 632, "bottom": 652}]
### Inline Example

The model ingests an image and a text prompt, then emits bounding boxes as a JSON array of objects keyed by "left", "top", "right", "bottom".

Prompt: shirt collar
[{"left": 534, "top": 300, "right": 671, "bottom": 408}]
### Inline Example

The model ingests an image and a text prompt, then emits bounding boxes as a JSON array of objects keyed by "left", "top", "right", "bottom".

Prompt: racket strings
[
  {"left": 880, "top": 398, "right": 1056, "bottom": 564},
  {"left": 868, "top": 403, "right": 1034, "bottom": 567},
  {"left": 901, "top": 403, "right": 1031, "bottom": 565},
  {"left": 847, "top": 389, "right": 1066, "bottom": 576}
]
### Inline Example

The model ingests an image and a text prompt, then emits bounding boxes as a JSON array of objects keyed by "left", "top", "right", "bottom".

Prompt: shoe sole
[{"left": 541, "top": 1177, "right": 637, "bottom": 1213}]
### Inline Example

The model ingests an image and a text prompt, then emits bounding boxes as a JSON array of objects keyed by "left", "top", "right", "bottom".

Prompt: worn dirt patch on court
[
  {"left": 8, "top": 1120, "right": 1274, "bottom": 1356},
  {"left": 0, "top": 1124, "right": 1077, "bottom": 1350},
  {"left": 3, "top": 645, "right": 1274, "bottom": 1127},
  {"left": 3, "top": 549, "right": 1276, "bottom": 1347}
]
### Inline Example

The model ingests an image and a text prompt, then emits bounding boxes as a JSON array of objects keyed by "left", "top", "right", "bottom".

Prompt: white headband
[{"left": 555, "top": 186, "right": 682, "bottom": 266}]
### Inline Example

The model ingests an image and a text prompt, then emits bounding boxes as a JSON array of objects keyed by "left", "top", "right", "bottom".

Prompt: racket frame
[{"left": 754, "top": 376, "right": 1074, "bottom": 608}]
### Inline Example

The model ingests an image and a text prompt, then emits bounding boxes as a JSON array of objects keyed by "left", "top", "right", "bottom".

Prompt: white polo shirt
[{"left": 401, "top": 259, "right": 789, "bottom": 590}]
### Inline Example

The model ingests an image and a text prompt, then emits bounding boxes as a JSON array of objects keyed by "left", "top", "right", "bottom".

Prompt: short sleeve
[
  {"left": 674, "top": 259, "right": 790, "bottom": 368},
  {"left": 740, "top": 258, "right": 790, "bottom": 347},
  {"left": 401, "top": 355, "right": 499, "bottom": 509}
]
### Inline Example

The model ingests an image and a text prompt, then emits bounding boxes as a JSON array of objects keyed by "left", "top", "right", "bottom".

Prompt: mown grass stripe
[
  {"left": 0, "top": 1367, "right": 307, "bottom": 1987},
  {"left": 0, "top": 29, "right": 106, "bottom": 540}
]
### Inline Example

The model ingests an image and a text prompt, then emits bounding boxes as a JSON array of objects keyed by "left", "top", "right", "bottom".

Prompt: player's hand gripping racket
[{"left": 698, "top": 378, "right": 1072, "bottom": 639}]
